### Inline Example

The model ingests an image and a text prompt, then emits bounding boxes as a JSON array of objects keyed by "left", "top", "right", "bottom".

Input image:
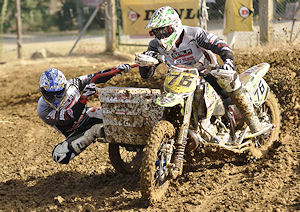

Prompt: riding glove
[
  {"left": 116, "top": 64, "right": 131, "bottom": 73},
  {"left": 82, "top": 83, "right": 97, "bottom": 98}
]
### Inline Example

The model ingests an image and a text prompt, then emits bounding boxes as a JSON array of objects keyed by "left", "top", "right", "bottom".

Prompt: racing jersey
[
  {"left": 37, "top": 69, "right": 115, "bottom": 137},
  {"left": 140, "top": 25, "right": 233, "bottom": 79}
]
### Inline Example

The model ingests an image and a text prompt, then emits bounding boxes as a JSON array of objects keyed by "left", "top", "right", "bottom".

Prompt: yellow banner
[
  {"left": 223, "top": 0, "right": 253, "bottom": 35},
  {"left": 120, "top": 0, "right": 200, "bottom": 36}
]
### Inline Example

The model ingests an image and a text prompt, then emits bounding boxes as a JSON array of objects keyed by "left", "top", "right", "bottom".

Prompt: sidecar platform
[{"left": 97, "top": 87, "right": 163, "bottom": 145}]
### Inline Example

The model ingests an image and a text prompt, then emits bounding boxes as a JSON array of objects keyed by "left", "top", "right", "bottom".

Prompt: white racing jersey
[
  {"left": 147, "top": 25, "right": 232, "bottom": 67},
  {"left": 140, "top": 25, "right": 239, "bottom": 92}
]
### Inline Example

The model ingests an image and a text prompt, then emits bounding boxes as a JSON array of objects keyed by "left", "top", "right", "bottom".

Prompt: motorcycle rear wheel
[
  {"left": 250, "top": 90, "right": 281, "bottom": 158},
  {"left": 108, "top": 143, "right": 143, "bottom": 174},
  {"left": 140, "top": 120, "right": 175, "bottom": 204}
]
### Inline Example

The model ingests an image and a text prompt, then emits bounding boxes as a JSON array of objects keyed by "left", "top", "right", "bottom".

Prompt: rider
[
  {"left": 37, "top": 64, "right": 130, "bottom": 164},
  {"left": 135, "top": 6, "right": 262, "bottom": 134}
]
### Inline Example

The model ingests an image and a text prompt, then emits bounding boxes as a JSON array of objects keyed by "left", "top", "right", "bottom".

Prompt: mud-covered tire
[
  {"left": 108, "top": 143, "right": 143, "bottom": 174},
  {"left": 140, "top": 120, "right": 175, "bottom": 204},
  {"left": 250, "top": 90, "right": 281, "bottom": 158}
]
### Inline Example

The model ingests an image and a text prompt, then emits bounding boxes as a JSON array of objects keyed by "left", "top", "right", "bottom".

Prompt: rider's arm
[
  {"left": 139, "top": 39, "right": 160, "bottom": 79},
  {"left": 76, "top": 68, "right": 116, "bottom": 91},
  {"left": 195, "top": 28, "right": 234, "bottom": 62}
]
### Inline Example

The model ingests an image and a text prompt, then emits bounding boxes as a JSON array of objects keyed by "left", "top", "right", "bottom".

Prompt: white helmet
[{"left": 146, "top": 6, "right": 183, "bottom": 51}]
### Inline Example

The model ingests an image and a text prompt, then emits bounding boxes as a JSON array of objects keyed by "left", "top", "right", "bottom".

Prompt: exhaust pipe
[{"left": 186, "top": 129, "right": 201, "bottom": 152}]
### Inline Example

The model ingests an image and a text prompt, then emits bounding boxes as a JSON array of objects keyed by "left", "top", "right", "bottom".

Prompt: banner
[
  {"left": 223, "top": 0, "right": 253, "bottom": 35},
  {"left": 120, "top": 0, "right": 200, "bottom": 36}
]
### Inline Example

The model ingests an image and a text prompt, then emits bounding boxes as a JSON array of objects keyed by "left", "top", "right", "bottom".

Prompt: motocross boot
[
  {"left": 52, "top": 124, "right": 104, "bottom": 164},
  {"left": 228, "top": 87, "right": 262, "bottom": 133},
  {"left": 70, "top": 124, "right": 104, "bottom": 153}
]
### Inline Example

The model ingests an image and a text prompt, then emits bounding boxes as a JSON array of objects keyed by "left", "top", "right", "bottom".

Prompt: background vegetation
[
  {"left": 0, "top": 0, "right": 296, "bottom": 33},
  {"left": 0, "top": 0, "right": 106, "bottom": 33}
]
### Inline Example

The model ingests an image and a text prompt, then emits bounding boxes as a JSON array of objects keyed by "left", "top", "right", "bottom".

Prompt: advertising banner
[
  {"left": 223, "top": 0, "right": 253, "bottom": 35},
  {"left": 120, "top": 0, "right": 200, "bottom": 36}
]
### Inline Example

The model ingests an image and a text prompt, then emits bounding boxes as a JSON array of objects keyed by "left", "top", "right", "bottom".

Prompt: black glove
[
  {"left": 221, "top": 59, "right": 236, "bottom": 71},
  {"left": 82, "top": 83, "right": 96, "bottom": 98}
]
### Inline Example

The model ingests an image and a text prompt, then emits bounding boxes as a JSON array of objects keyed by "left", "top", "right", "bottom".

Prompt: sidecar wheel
[
  {"left": 108, "top": 143, "right": 143, "bottom": 174},
  {"left": 140, "top": 120, "right": 175, "bottom": 204}
]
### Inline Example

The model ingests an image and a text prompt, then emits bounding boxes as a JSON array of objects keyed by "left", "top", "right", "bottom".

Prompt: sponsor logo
[
  {"left": 144, "top": 8, "right": 200, "bottom": 20},
  {"left": 66, "top": 108, "right": 74, "bottom": 119},
  {"left": 47, "top": 110, "right": 56, "bottom": 120},
  {"left": 128, "top": 9, "right": 140, "bottom": 23},
  {"left": 239, "top": 6, "right": 252, "bottom": 18},
  {"left": 172, "top": 49, "right": 192, "bottom": 59}
]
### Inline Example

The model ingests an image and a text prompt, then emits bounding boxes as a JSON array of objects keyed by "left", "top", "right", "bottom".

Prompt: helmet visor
[
  {"left": 150, "top": 26, "right": 174, "bottom": 40},
  {"left": 41, "top": 87, "right": 65, "bottom": 105}
]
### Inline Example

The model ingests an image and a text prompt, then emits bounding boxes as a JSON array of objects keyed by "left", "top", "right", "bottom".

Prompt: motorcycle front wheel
[
  {"left": 108, "top": 143, "right": 143, "bottom": 174},
  {"left": 140, "top": 120, "right": 175, "bottom": 204}
]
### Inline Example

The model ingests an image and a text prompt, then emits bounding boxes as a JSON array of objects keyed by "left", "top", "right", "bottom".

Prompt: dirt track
[{"left": 0, "top": 44, "right": 299, "bottom": 211}]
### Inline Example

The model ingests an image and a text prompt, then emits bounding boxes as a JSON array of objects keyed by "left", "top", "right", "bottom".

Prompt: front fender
[{"left": 156, "top": 92, "right": 185, "bottom": 107}]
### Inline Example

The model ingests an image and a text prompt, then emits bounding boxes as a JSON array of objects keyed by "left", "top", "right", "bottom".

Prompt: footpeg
[{"left": 246, "top": 124, "right": 273, "bottom": 139}]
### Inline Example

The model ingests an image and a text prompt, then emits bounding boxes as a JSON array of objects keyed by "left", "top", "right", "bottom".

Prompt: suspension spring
[{"left": 173, "top": 138, "right": 186, "bottom": 169}]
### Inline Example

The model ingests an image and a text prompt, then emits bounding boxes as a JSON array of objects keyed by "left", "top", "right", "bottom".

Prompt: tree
[{"left": 0, "top": 0, "right": 8, "bottom": 60}]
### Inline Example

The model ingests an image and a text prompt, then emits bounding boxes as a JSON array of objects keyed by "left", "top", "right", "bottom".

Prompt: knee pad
[{"left": 52, "top": 141, "right": 76, "bottom": 164}]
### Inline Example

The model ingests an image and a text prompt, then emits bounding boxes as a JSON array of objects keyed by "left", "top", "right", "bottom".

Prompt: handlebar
[
  {"left": 197, "top": 64, "right": 219, "bottom": 77},
  {"left": 162, "top": 56, "right": 219, "bottom": 77},
  {"left": 91, "top": 64, "right": 139, "bottom": 83},
  {"left": 159, "top": 54, "right": 219, "bottom": 72}
]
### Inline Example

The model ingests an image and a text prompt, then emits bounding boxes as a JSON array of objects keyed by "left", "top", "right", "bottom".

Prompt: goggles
[
  {"left": 149, "top": 26, "right": 174, "bottom": 40},
  {"left": 41, "top": 87, "right": 65, "bottom": 104}
]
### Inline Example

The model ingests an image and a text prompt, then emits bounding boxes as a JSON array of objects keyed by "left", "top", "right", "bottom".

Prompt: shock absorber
[
  {"left": 174, "top": 138, "right": 186, "bottom": 169},
  {"left": 169, "top": 134, "right": 187, "bottom": 179}
]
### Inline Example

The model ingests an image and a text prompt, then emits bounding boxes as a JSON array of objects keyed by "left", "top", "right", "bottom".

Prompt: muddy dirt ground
[{"left": 0, "top": 43, "right": 299, "bottom": 211}]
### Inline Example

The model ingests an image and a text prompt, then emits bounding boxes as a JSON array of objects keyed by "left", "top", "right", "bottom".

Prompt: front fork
[{"left": 169, "top": 93, "right": 194, "bottom": 179}]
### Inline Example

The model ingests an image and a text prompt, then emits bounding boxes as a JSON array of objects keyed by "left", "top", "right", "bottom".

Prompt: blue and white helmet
[{"left": 39, "top": 68, "right": 67, "bottom": 109}]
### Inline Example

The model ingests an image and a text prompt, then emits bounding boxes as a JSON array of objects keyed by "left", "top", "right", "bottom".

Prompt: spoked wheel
[
  {"left": 108, "top": 143, "right": 144, "bottom": 174},
  {"left": 250, "top": 90, "right": 281, "bottom": 158},
  {"left": 140, "top": 120, "right": 175, "bottom": 204}
]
